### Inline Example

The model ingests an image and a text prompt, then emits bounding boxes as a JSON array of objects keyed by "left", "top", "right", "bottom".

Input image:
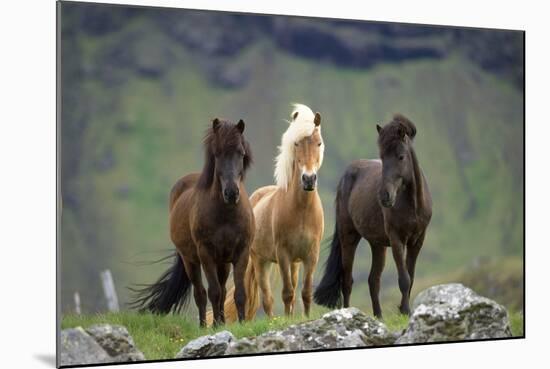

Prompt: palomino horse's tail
[
  {"left": 128, "top": 252, "right": 192, "bottom": 314},
  {"left": 314, "top": 169, "right": 356, "bottom": 308},
  {"left": 205, "top": 255, "right": 260, "bottom": 325}
]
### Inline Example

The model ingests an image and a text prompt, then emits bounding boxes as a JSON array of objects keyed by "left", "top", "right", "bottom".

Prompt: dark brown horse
[
  {"left": 130, "top": 118, "right": 255, "bottom": 327},
  {"left": 314, "top": 114, "right": 432, "bottom": 319}
]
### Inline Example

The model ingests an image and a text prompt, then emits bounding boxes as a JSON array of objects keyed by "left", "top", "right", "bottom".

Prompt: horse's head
[
  {"left": 200, "top": 118, "right": 252, "bottom": 205},
  {"left": 294, "top": 112, "right": 323, "bottom": 191},
  {"left": 376, "top": 114, "right": 417, "bottom": 208}
]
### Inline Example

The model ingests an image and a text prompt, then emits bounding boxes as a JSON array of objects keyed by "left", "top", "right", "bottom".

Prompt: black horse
[{"left": 314, "top": 114, "right": 432, "bottom": 318}]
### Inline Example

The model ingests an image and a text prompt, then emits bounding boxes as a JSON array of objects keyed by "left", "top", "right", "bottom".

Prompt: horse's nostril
[
  {"left": 311, "top": 173, "right": 317, "bottom": 182},
  {"left": 302, "top": 174, "right": 307, "bottom": 182}
]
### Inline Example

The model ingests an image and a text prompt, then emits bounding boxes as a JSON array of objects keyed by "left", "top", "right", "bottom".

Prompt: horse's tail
[
  {"left": 206, "top": 255, "right": 260, "bottom": 325},
  {"left": 314, "top": 167, "right": 356, "bottom": 308},
  {"left": 128, "top": 252, "right": 192, "bottom": 314}
]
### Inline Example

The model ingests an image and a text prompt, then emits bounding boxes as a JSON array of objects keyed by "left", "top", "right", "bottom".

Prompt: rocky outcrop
[
  {"left": 175, "top": 331, "right": 235, "bottom": 359},
  {"left": 396, "top": 283, "right": 512, "bottom": 344},
  {"left": 60, "top": 324, "right": 145, "bottom": 366},
  {"left": 60, "top": 284, "right": 514, "bottom": 364},
  {"left": 227, "top": 308, "right": 395, "bottom": 355},
  {"left": 60, "top": 327, "right": 113, "bottom": 366},
  {"left": 86, "top": 324, "right": 146, "bottom": 362},
  {"left": 175, "top": 284, "right": 514, "bottom": 358},
  {"left": 172, "top": 308, "right": 395, "bottom": 359},
  {"left": 62, "top": 4, "right": 523, "bottom": 90}
]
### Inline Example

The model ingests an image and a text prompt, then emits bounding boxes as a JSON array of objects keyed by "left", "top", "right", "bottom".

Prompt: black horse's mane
[
  {"left": 196, "top": 120, "right": 253, "bottom": 189},
  {"left": 378, "top": 114, "right": 417, "bottom": 153}
]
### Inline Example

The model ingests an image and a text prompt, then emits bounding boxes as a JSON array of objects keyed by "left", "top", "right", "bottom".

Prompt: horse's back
[
  {"left": 250, "top": 185, "right": 278, "bottom": 208},
  {"left": 342, "top": 159, "right": 383, "bottom": 197},
  {"left": 249, "top": 185, "right": 280, "bottom": 262},
  {"left": 169, "top": 172, "right": 201, "bottom": 211},
  {"left": 340, "top": 159, "right": 388, "bottom": 245}
]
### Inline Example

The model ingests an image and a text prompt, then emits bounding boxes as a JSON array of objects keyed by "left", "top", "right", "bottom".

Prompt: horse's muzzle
[
  {"left": 301, "top": 173, "right": 317, "bottom": 191},
  {"left": 223, "top": 188, "right": 240, "bottom": 204},
  {"left": 379, "top": 190, "right": 395, "bottom": 208}
]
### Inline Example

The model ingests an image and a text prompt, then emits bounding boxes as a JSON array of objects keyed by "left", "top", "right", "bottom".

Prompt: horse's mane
[
  {"left": 197, "top": 119, "right": 253, "bottom": 189},
  {"left": 378, "top": 114, "right": 417, "bottom": 152},
  {"left": 274, "top": 104, "right": 324, "bottom": 190}
]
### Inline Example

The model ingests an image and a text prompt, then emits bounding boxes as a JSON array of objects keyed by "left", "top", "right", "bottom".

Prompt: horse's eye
[
  {"left": 317, "top": 142, "right": 322, "bottom": 147},
  {"left": 399, "top": 155, "right": 405, "bottom": 161},
  {"left": 294, "top": 142, "right": 299, "bottom": 147}
]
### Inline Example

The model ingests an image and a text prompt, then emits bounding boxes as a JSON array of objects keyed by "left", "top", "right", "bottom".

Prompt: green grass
[
  {"left": 61, "top": 307, "right": 523, "bottom": 360},
  {"left": 509, "top": 311, "right": 524, "bottom": 336}
]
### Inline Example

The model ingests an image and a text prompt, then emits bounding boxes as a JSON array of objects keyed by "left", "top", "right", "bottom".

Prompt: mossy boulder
[{"left": 396, "top": 283, "right": 512, "bottom": 344}]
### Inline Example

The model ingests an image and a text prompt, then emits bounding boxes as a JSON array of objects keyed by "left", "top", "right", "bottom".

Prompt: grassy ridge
[{"left": 62, "top": 309, "right": 524, "bottom": 360}]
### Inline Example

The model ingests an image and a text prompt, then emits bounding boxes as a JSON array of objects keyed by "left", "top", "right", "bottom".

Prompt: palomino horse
[
  {"left": 214, "top": 104, "right": 325, "bottom": 323},
  {"left": 314, "top": 115, "right": 432, "bottom": 319},
  {"left": 130, "top": 119, "right": 255, "bottom": 327}
]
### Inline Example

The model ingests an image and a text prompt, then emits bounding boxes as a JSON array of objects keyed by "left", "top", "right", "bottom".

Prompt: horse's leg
[
  {"left": 389, "top": 234, "right": 411, "bottom": 315},
  {"left": 183, "top": 259, "right": 207, "bottom": 327},
  {"left": 290, "top": 262, "right": 300, "bottom": 315},
  {"left": 217, "top": 263, "right": 231, "bottom": 324},
  {"left": 406, "top": 231, "right": 425, "bottom": 299},
  {"left": 278, "top": 251, "right": 294, "bottom": 316},
  {"left": 256, "top": 258, "right": 274, "bottom": 318},
  {"left": 199, "top": 248, "right": 223, "bottom": 326},
  {"left": 368, "top": 244, "right": 386, "bottom": 319},
  {"left": 233, "top": 248, "right": 249, "bottom": 322},
  {"left": 340, "top": 223, "right": 361, "bottom": 308},
  {"left": 301, "top": 253, "right": 319, "bottom": 317}
]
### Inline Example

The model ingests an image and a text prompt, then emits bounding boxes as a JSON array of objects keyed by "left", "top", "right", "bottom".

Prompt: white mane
[{"left": 274, "top": 104, "right": 324, "bottom": 190}]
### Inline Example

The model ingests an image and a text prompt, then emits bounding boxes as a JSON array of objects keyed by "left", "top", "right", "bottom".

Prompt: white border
[{"left": 1, "top": 0, "right": 547, "bottom": 368}]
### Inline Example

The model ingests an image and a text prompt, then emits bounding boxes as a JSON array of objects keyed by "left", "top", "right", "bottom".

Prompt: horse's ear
[
  {"left": 314, "top": 112, "right": 321, "bottom": 127},
  {"left": 376, "top": 124, "right": 383, "bottom": 135},
  {"left": 394, "top": 114, "right": 417, "bottom": 139},
  {"left": 212, "top": 118, "right": 221, "bottom": 132},
  {"left": 292, "top": 111, "right": 299, "bottom": 121},
  {"left": 237, "top": 119, "right": 245, "bottom": 134}
]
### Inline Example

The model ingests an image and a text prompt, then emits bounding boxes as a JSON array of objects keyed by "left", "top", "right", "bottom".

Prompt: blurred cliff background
[{"left": 59, "top": 2, "right": 524, "bottom": 315}]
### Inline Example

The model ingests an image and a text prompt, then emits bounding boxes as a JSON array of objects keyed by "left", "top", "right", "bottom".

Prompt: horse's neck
[
  {"left": 205, "top": 177, "right": 229, "bottom": 207},
  {"left": 408, "top": 146, "right": 426, "bottom": 215}
]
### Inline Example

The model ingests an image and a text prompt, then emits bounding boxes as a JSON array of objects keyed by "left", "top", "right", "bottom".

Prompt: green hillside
[{"left": 60, "top": 7, "right": 523, "bottom": 315}]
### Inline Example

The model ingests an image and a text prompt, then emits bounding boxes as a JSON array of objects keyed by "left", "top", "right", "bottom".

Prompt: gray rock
[
  {"left": 86, "top": 324, "right": 145, "bottom": 362},
  {"left": 60, "top": 327, "right": 113, "bottom": 366},
  {"left": 226, "top": 308, "right": 394, "bottom": 356},
  {"left": 175, "top": 330, "right": 235, "bottom": 359},
  {"left": 396, "top": 283, "right": 512, "bottom": 344}
]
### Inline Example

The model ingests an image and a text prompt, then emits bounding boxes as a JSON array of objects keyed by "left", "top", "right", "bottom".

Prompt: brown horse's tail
[
  {"left": 206, "top": 255, "right": 260, "bottom": 326},
  {"left": 128, "top": 252, "right": 192, "bottom": 314}
]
